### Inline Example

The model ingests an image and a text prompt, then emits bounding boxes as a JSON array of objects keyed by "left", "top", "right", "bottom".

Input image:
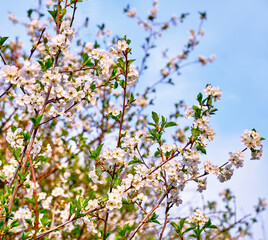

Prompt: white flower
[
  {"left": 0, "top": 65, "right": 19, "bottom": 84},
  {"left": 111, "top": 109, "right": 120, "bottom": 116},
  {"left": 160, "top": 143, "right": 177, "bottom": 154},
  {"left": 127, "top": 8, "right": 136, "bottom": 17},
  {"left": 228, "top": 150, "right": 244, "bottom": 168},
  {"left": 115, "top": 40, "right": 128, "bottom": 52},
  {"left": 127, "top": 65, "right": 139, "bottom": 86},
  {"left": 241, "top": 129, "right": 262, "bottom": 149},
  {"left": 150, "top": 7, "right": 158, "bottom": 15},
  {"left": 51, "top": 187, "right": 64, "bottom": 197},
  {"left": 203, "top": 85, "right": 222, "bottom": 102},
  {"left": 185, "top": 107, "right": 194, "bottom": 119},
  {"left": 189, "top": 209, "right": 208, "bottom": 225}
]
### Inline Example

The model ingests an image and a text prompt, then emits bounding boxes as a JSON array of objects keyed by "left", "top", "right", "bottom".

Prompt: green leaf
[
  {"left": 30, "top": 114, "right": 43, "bottom": 127},
  {"left": 27, "top": 9, "right": 34, "bottom": 19},
  {"left": 45, "top": 57, "right": 54, "bottom": 70},
  {"left": 95, "top": 143, "right": 104, "bottom": 156},
  {"left": 97, "top": 23, "right": 105, "bottom": 31},
  {"left": 149, "top": 212, "right": 161, "bottom": 225},
  {"left": 128, "top": 156, "right": 141, "bottom": 165},
  {"left": 25, "top": 219, "right": 32, "bottom": 225},
  {"left": 114, "top": 81, "right": 119, "bottom": 89},
  {"left": 22, "top": 231, "right": 31, "bottom": 240},
  {"left": 0, "top": 36, "right": 9, "bottom": 46},
  {"left": 182, "top": 227, "right": 195, "bottom": 234},
  {"left": 128, "top": 59, "right": 136, "bottom": 65},
  {"left": 48, "top": 9, "right": 58, "bottom": 21},
  {"left": 10, "top": 220, "right": 20, "bottom": 228},
  {"left": 207, "top": 224, "right": 218, "bottom": 229},
  {"left": 165, "top": 121, "right": 177, "bottom": 128},
  {"left": 13, "top": 148, "right": 21, "bottom": 161},
  {"left": 152, "top": 112, "right": 159, "bottom": 124},
  {"left": 11, "top": 125, "right": 17, "bottom": 133},
  {"left": 171, "top": 222, "right": 180, "bottom": 233},
  {"left": 37, "top": 60, "right": 45, "bottom": 71},
  {"left": 179, "top": 218, "right": 187, "bottom": 230},
  {"left": 191, "top": 127, "right": 203, "bottom": 139},
  {"left": 154, "top": 150, "right": 161, "bottom": 157},
  {"left": 21, "top": 131, "right": 31, "bottom": 142},
  {"left": 197, "top": 92, "right": 203, "bottom": 104},
  {"left": 196, "top": 145, "right": 206, "bottom": 154},
  {"left": 105, "top": 232, "right": 111, "bottom": 239},
  {"left": 41, "top": 214, "right": 52, "bottom": 227},
  {"left": 25, "top": 197, "right": 35, "bottom": 206},
  {"left": 199, "top": 11, "right": 207, "bottom": 19},
  {"left": 161, "top": 116, "right": 166, "bottom": 128},
  {"left": 127, "top": 93, "right": 135, "bottom": 105},
  {"left": 60, "top": 8, "right": 67, "bottom": 18}
]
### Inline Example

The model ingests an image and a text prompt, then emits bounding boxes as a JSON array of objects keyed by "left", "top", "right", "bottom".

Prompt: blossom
[
  {"left": 240, "top": 129, "right": 262, "bottom": 149},
  {"left": 51, "top": 187, "right": 65, "bottom": 197},
  {"left": 189, "top": 209, "right": 208, "bottom": 225},
  {"left": 127, "top": 8, "right": 136, "bottom": 18},
  {"left": 228, "top": 150, "right": 244, "bottom": 168},
  {"left": 0, "top": 65, "right": 19, "bottom": 84},
  {"left": 115, "top": 40, "right": 128, "bottom": 52},
  {"left": 127, "top": 65, "right": 139, "bottom": 86},
  {"left": 204, "top": 84, "right": 222, "bottom": 102},
  {"left": 160, "top": 143, "right": 177, "bottom": 154}
]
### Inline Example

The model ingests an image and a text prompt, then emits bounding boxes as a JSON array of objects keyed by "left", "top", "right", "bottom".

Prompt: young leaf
[
  {"left": 152, "top": 111, "right": 159, "bottom": 124},
  {"left": 165, "top": 121, "right": 177, "bottom": 128},
  {"left": 0, "top": 36, "right": 9, "bottom": 46}
]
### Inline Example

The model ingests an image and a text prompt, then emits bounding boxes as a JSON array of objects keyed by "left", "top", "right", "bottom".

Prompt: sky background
[{"left": 0, "top": 0, "right": 268, "bottom": 238}]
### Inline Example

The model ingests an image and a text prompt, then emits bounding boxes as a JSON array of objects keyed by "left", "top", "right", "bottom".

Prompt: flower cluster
[
  {"left": 188, "top": 209, "right": 209, "bottom": 225},
  {"left": 228, "top": 150, "right": 244, "bottom": 168},
  {"left": 203, "top": 84, "right": 222, "bottom": 102}
]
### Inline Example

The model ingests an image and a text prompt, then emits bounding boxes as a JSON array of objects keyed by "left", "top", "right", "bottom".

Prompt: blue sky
[{"left": 1, "top": 0, "right": 267, "bottom": 237}]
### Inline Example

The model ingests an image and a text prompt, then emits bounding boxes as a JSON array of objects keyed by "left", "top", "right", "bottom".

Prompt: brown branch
[
  {"left": 1, "top": 27, "right": 45, "bottom": 99},
  {"left": 0, "top": 84, "right": 13, "bottom": 99},
  {"left": 216, "top": 214, "right": 251, "bottom": 236},
  {"left": 136, "top": 147, "right": 149, "bottom": 168},
  {"left": 39, "top": 74, "right": 121, "bottom": 126},
  {"left": 117, "top": 52, "right": 129, "bottom": 147},
  {"left": 28, "top": 27, "right": 46, "bottom": 61},
  {"left": 159, "top": 201, "right": 172, "bottom": 240},
  {"left": 33, "top": 206, "right": 103, "bottom": 240},
  {"left": 56, "top": 0, "right": 61, "bottom": 34},
  {"left": 26, "top": 150, "right": 39, "bottom": 240},
  {"left": 0, "top": 107, "right": 18, "bottom": 134},
  {"left": 3, "top": 86, "right": 53, "bottom": 230},
  {"left": 70, "top": 0, "right": 77, "bottom": 28},
  {"left": 59, "top": 66, "right": 97, "bottom": 73},
  {"left": 103, "top": 51, "right": 129, "bottom": 240},
  {"left": 128, "top": 189, "right": 171, "bottom": 240},
  {"left": 37, "top": 166, "right": 58, "bottom": 183},
  {"left": 124, "top": 140, "right": 191, "bottom": 194},
  {"left": 0, "top": 52, "right": 7, "bottom": 65},
  {"left": 39, "top": 101, "right": 78, "bottom": 126}
]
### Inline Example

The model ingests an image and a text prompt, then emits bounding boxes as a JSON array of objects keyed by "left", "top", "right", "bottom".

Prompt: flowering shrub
[{"left": 0, "top": 0, "right": 265, "bottom": 239}]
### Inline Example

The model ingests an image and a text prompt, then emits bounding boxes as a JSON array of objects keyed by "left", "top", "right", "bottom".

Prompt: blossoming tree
[{"left": 0, "top": 0, "right": 266, "bottom": 239}]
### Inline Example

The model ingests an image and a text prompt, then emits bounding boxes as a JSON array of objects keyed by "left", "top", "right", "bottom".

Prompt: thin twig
[
  {"left": 128, "top": 189, "right": 171, "bottom": 240},
  {"left": 28, "top": 27, "right": 46, "bottom": 60},
  {"left": 33, "top": 206, "right": 102, "bottom": 240},
  {"left": 0, "top": 84, "right": 13, "bottom": 99},
  {"left": 0, "top": 52, "right": 7, "bottom": 65},
  {"left": 70, "top": 0, "right": 77, "bottom": 27},
  {"left": 26, "top": 150, "right": 39, "bottom": 240}
]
